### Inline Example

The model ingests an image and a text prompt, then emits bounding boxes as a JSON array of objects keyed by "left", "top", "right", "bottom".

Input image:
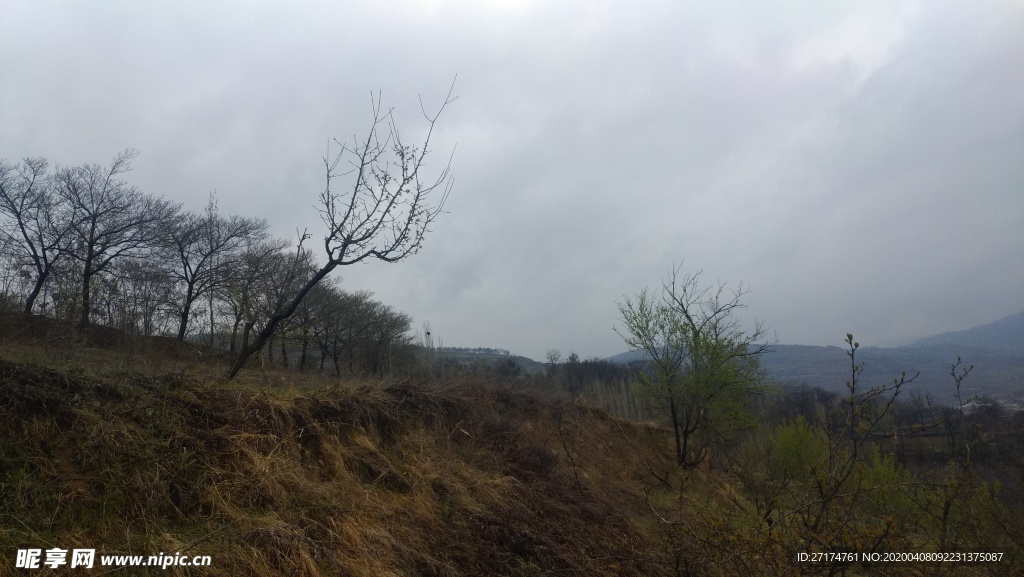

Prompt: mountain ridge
[
  {"left": 602, "top": 311, "right": 1024, "bottom": 405},
  {"left": 907, "top": 311, "right": 1024, "bottom": 351}
]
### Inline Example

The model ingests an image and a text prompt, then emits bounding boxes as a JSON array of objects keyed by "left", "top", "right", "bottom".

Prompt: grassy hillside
[
  {"left": 0, "top": 317, "right": 685, "bottom": 576},
  {"left": 1, "top": 315, "right": 1021, "bottom": 576}
]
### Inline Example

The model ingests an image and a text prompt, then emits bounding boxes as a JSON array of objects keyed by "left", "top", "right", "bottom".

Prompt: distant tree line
[
  {"left": 439, "top": 346, "right": 511, "bottom": 356},
  {"left": 0, "top": 151, "right": 415, "bottom": 376}
]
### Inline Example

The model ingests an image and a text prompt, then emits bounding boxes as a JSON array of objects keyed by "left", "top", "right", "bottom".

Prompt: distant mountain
[
  {"left": 604, "top": 349, "right": 649, "bottom": 365},
  {"left": 760, "top": 344, "right": 1024, "bottom": 405},
  {"left": 433, "top": 348, "right": 548, "bottom": 375},
  {"left": 604, "top": 312, "right": 1024, "bottom": 406},
  {"left": 608, "top": 343, "right": 1024, "bottom": 406},
  {"left": 908, "top": 311, "right": 1024, "bottom": 352}
]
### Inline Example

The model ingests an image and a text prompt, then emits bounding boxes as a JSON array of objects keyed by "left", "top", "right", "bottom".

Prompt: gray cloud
[{"left": 2, "top": 0, "right": 1021, "bottom": 360}]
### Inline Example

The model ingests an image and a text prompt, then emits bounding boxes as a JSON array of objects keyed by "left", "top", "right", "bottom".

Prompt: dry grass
[
  {"left": 1, "top": 314, "right": 1017, "bottom": 576},
  {"left": 0, "top": 317, "right": 685, "bottom": 576}
]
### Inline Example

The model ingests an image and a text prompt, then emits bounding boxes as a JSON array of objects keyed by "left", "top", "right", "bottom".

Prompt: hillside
[
  {"left": 0, "top": 319, "right": 687, "bottom": 576},
  {"left": 909, "top": 311, "right": 1024, "bottom": 351},
  {"left": 2, "top": 315, "right": 1021, "bottom": 576}
]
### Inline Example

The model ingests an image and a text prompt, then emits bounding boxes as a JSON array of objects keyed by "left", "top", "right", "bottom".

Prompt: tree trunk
[
  {"left": 299, "top": 333, "right": 309, "bottom": 371},
  {"left": 225, "top": 263, "right": 336, "bottom": 381},
  {"left": 23, "top": 269, "right": 48, "bottom": 315},
  {"left": 240, "top": 319, "right": 256, "bottom": 357},
  {"left": 208, "top": 276, "right": 216, "bottom": 347},
  {"left": 177, "top": 308, "right": 191, "bottom": 341},
  {"left": 347, "top": 327, "right": 355, "bottom": 374},
  {"left": 670, "top": 396, "right": 684, "bottom": 465},
  {"left": 280, "top": 329, "right": 289, "bottom": 368},
  {"left": 80, "top": 265, "right": 93, "bottom": 326},
  {"left": 176, "top": 285, "right": 196, "bottom": 341},
  {"left": 230, "top": 316, "right": 240, "bottom": 353}
]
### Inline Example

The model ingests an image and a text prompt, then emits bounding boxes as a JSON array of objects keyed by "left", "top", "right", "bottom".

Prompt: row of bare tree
[
  {"left": 1, "top": 86, "right": 455, "bottom": 380},
  {"left": 0, "top": 151, "right": 418, "bottom": 376}
]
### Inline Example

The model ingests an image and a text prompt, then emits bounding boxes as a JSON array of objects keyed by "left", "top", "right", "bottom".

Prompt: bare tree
[
  {"left": 306, "top": 286, "right": 411, "bottom": 376},
  {"left": 290, "top": 277, "right": 336, "bottom": 370},
  {"left": 225, "top": 86, "right": 456, "bottom": 380},
  {"left": 546, "top": 349, "right": 562, "bottom": 377},
  {"left": 55, "top": 150, "right": 180, "bottom": 326},
  {"left": 220, "top": 237, "right": 288, "bottom": 353},
  {"left": 311, "top": 284, "right": 347, "bottom": 373},
  {"left": 92, "top": 258, "right": 176, "bottom": 335},
  {"left": 255, "top": 236, "right": 318, "bottom": 366},
  {"left": 0, "top": 157, "right": 70, "bottom": 314},
  {"left": 163, "top": 194, "right": 267, "bottom": 341},
  {"left": 360, "top": 301, "right": 413, "bottom": 376}
]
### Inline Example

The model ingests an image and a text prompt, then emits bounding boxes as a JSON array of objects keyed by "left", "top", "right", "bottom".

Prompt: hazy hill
[
  {"left": 908, "top": 311, "right": 1024, "bottom": 351},
  {"left": 604, "top": 349, "right": 650, "bottom": 365},
  {"left": 606, "top": 312, "right": 1024, "bottom": 406},
  {"left": 760, "top": 344, "right": 1024, "bottom": 405},
  {"left": 610, "top": 344, "right": 1024, "bottom": 405},
  {"left": 433, "top": 348, "right": 548, "bottom": 375}
]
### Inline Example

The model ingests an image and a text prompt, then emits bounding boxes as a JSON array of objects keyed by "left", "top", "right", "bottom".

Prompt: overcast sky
[{"left": 2, "top": 1, "right": 1022, "bottom": 360}]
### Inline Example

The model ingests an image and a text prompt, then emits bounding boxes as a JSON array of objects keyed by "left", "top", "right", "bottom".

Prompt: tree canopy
[{"left": 616, "top": 265, "right": 772, "bottom": 466}]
